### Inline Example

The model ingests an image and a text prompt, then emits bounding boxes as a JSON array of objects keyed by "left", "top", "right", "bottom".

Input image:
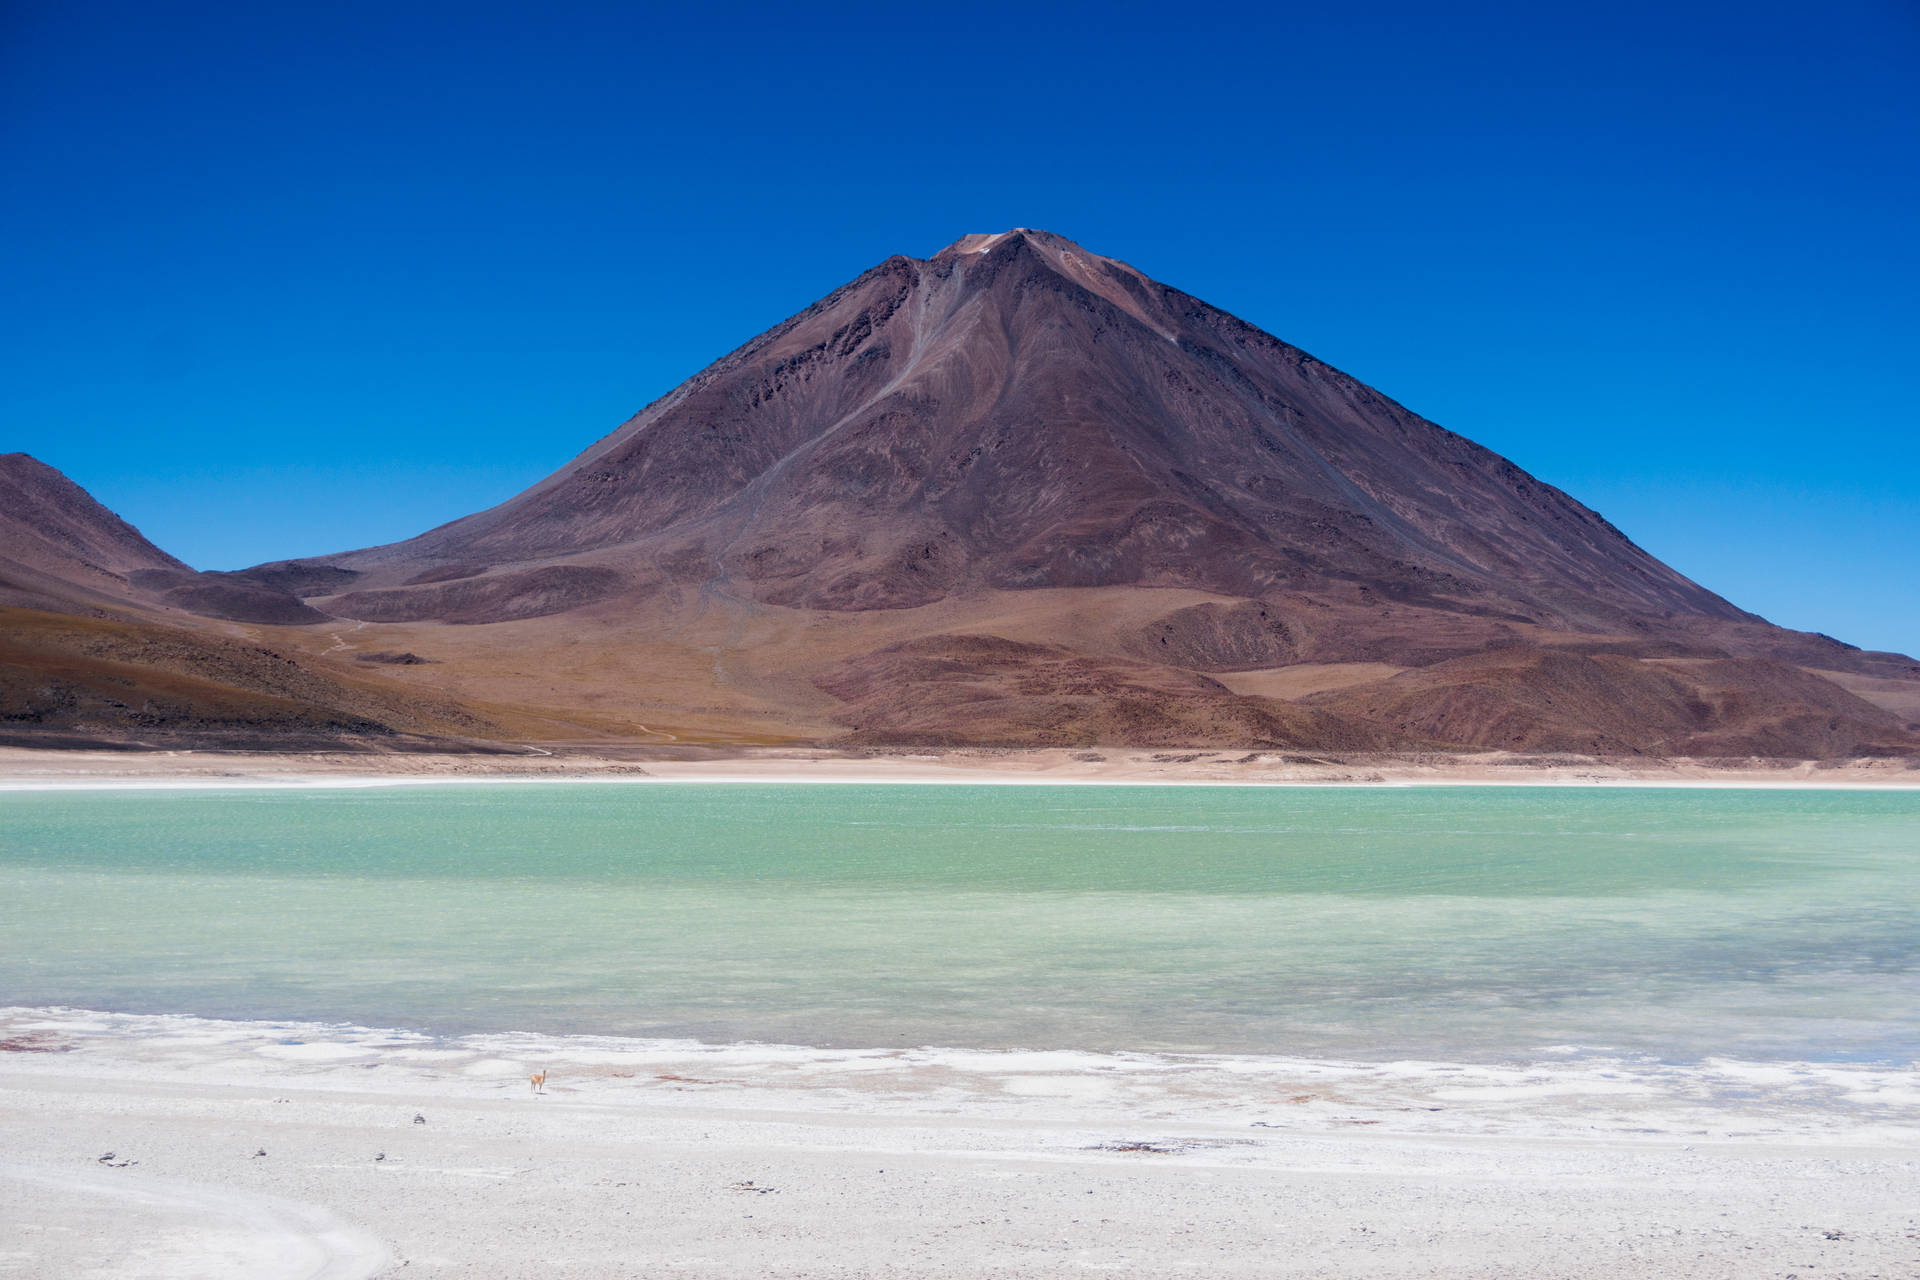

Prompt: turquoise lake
[{"left": 2, "top": 784, "right": 1916, "bottom": 1063}]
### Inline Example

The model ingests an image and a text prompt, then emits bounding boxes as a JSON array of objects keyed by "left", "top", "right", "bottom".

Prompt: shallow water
[{"left": 1, "top": 784, "right": 1915, "bottom": 1062}]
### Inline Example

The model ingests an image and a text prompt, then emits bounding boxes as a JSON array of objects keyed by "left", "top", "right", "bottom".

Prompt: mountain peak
[
  {"left": 935, "top": 227, "right": 1084, "bottom": 258},
  {"left": 940, "top": 227, "right": 1029, "bottom": 254},
  {"left": 930, "top": 228, "right": 1168, "bottom": 338}
]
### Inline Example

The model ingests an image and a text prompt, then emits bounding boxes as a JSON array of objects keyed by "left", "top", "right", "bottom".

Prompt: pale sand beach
[
  {"left": 3, "top": 1008, "right": 1917, "bottom": 1279},
  {"left": 2, "top": 744, "right": 1917, "bottom": 790}
]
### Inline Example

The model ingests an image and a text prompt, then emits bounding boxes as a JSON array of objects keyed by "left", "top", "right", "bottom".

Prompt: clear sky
[{"left": 4, "top": 1, "right": 1916, "bottom": 655}]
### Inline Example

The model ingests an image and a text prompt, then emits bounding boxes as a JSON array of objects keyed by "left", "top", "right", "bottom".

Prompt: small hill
[
  {"left": 0, "top": 458, "right": 493, "bottom": 748},
  {"left": 0, "top": 453, "right": 187, "bottom": 612}
]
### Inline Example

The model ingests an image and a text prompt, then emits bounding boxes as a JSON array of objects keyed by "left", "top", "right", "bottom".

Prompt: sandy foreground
[
  {"left": 2, "top": 744, "right": 1918, "bottom": 790},
  {"left": 1, "top": 1009, "right": 1917, "bottom": 1279}
]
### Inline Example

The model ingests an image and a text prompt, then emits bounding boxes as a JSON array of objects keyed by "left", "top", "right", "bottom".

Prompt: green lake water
[{"left": 2, "top": 783, "right": 1915, "bottom": 1063}]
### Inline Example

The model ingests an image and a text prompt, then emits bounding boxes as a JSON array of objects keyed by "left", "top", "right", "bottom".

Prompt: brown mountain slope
[
  {"left": 314, "top": 229, "right": 1750, "bottom": 638},
  {"left": 1307, "top": 649, "right": 1916, "bottom": 758},
  {"left": 235, "top": 227, "right": 1912, "bottom": 758},
  {"left": 0, "top": 460, "right": 497, "bottom": 748},
  {"left": 818, "top": 633, "right": 1397, "bottom": 750},
  {"left": 0, "top": 606, "right": 502, "bottom": 750},
  {"left": 0, "top": 453, "right": 188, "bottom": 612},
  {"left": 8, "top": 232, "right": 1917, "bottom": 758},
  {"left": 0, "top": 452, "right": 335, "bottom": 624}
]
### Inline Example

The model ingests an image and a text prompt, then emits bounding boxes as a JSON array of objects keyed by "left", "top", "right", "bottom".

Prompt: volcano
[
  {"left": 318, "top": 229, "right": 1749, "bottom": 629},
  {"left": 8, "top": 232, "right": 1919, "bottom": 756}
]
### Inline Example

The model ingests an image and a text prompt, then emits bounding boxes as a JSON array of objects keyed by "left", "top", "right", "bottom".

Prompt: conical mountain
[
  {"left": 318, "top": 229, "right": 1748, "bottom": 634},
  {"left": 34, "top": 230, "right": 1907, "bottom": 757}
]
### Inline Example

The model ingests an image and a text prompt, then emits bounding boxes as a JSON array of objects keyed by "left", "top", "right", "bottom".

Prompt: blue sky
[{"left": 4, "top": 1, "right": 1916, "bottom": 655}]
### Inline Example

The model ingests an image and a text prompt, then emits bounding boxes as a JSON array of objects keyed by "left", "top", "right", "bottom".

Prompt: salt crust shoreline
[
  {"left": 5, "top": 755, "right": 1917, "bottom": 1276},
  {"left": 3, "top": 1006, "right": 1917, "bottom": 1278},
  {"left": 2, "top": 744, "right": 1918, "bottom": 791}
]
